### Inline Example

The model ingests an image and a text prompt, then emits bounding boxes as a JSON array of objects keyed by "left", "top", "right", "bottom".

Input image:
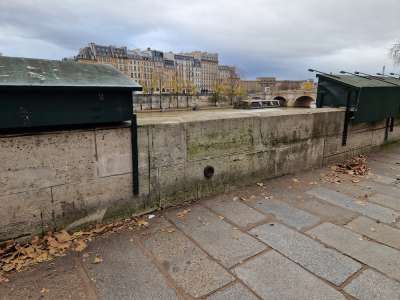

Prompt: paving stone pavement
[{"left": 1, "top": 143, "right": 400, "bottom": 299}]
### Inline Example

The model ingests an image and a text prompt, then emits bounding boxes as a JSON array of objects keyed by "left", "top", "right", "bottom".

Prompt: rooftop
[{"left": 0, "top": 56, "right": 141, "bottom": 89}]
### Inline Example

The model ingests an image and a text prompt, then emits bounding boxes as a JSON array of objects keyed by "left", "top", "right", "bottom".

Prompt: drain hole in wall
[{"left": 204, "top": 166, "right": 215, "bottom": 179}]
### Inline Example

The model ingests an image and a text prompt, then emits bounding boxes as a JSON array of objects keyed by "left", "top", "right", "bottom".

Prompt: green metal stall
[
  {"left": 316, "top": 74, "right": 400, "bottom": 145},
  {"left": 0, "top": 56, "right": 142, "bottom": 194}
]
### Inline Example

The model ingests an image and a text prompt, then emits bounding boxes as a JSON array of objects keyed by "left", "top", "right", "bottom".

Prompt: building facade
[
  {"left": 240, "top": 77, "right": 314, "bottom": 94},
  {"left": 76, "top": 43, "right": 237, "bottom": 95}
]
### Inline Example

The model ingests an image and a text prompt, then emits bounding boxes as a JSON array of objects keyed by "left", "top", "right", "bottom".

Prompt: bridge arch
[
  {"left": 273, "top": 96, "right": 288, "bottom": 107},
  {"left": 294, "top": 96, "right": 314, "bottom": 108}
]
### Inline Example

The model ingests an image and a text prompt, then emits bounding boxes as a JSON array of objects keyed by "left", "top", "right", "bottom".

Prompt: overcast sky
[{"left": 0, "top": 0, "right": 399, "bottom": 79}]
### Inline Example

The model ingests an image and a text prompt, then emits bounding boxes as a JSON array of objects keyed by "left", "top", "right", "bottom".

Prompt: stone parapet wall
[{"left": 1, "top": 108, "right": 399, "bottom": 240}]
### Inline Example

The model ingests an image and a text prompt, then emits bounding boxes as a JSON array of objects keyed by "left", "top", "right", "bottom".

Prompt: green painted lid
[{"left": 0, "top": 56, "right": 141, "bottom": 89}]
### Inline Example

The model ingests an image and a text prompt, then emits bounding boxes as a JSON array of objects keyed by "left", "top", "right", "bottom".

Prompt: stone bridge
[{"left": 270, "top": 89, "right": 317, "bottom": 107}]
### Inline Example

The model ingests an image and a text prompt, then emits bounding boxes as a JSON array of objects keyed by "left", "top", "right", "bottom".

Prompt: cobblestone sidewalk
[{"left": 1, "top": 145, "right": 400, "bottom": 299}]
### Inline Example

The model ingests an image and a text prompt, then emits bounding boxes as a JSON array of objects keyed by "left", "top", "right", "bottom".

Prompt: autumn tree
[
  {"left": 151, "top": 70, "right": 163, "bottom": 109},
  {"left": 211, "top": 82, "right": 225, "bottom": 106},
  {"left": 390, "top": 42, "right": 400, "bottom": 65}
]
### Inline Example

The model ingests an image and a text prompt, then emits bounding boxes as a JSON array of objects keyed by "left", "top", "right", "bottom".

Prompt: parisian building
[{"left": 75, "top": 43, "right": 238, "bottom": 94}]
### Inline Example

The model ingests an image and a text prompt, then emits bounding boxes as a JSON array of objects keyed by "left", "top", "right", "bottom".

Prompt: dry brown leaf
[
  {"left": 54, "top": 230, "right": 72, "bottom": 243},
  {"left": 292, "top": 178, "right": 300, "bottom": 183},
  {"left": 72, "top": 240, "right": 87, "bottom": 252},
  {"left": 176, "top": 209, "right": 191, "bottom": 218},
  {"left": 0, "top": 273, "right": 9, "bottom": 283},
  {"left": 41, "top": 288, "right": 49, "bottom": 294},
  {"left": 137, "top": 219, "right": 149, "bottom": 227},
  {"left": 256, "top": 182, "right": 264, "bottom": 187},
  {"left": 218, "top": 215, "right": 225, "bottom": 220},
  {"left": 93, "top": 256, "right": 103, "bottom": 264}
]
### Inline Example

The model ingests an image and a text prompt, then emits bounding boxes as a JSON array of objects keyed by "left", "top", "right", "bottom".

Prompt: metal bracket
[
  {"left": 342, "top": 91, "right": 353, "bottom": 146},
  {"left": 390, "top": 117, "right": 395, "bottom": 132},
  {"left": 131, "top": 115, "right": 139, "bottom": 195}
]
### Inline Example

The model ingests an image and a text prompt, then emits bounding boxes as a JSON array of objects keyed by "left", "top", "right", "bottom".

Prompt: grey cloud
[{"left": 0, "top": 0, "right": 399, "bottom": 79}]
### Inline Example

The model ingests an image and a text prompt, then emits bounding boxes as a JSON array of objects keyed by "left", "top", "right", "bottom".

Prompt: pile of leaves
[
  {"left": 322, "top": 155, "right": 370, "bottom": 184},
  {"left": 0, "top": 216, "right": 150, "bottom": 277},
  {"left": 332, "top": 155, "right": 370, "bottom": 176}
]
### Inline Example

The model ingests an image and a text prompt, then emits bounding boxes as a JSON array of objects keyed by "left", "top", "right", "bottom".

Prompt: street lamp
[
  {"left": 355, "top": 71, "right": 400, "bottom": 86},
  {"left": 308, "top": 69, "right": 340, "bottom": 78}
]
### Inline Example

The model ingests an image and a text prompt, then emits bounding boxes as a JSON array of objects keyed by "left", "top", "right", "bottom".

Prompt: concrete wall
[
  {"left": 1, "top": 108, "right": 399, "bottom": 241},
  {"left": 133, "top": 95, "right": 230, "bottom": 111}
]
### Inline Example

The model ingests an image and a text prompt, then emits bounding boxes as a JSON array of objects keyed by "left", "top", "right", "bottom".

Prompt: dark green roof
[
  {"left": 0, "top": 56, "right": 141, "bottom": 89},
  {"left": 317, "top": 74, "right": 400, "bottom": 88}
]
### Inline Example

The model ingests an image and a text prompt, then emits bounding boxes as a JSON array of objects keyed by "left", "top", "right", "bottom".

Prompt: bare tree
[{"left": 390, "top": 42, "right": 400, "bottom": 65}]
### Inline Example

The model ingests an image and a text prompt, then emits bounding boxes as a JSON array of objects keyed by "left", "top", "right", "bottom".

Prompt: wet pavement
[{"left": 1, "top": 143, "right": 400, "bottom": 299}]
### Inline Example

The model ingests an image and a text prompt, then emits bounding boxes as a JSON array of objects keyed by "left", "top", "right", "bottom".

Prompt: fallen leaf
[
  {"left": 256, "top": 182, "right": 264, "bottom": 187},
  {"left": 176, "top": 209, "right": 191, "bottom": 218},
  {"left": 240, "top": 196, "right": 248, "bottom": 202},
  {"left": 292, "top": 178, "right": 300, "bottom": 183},
  {"left": 72, "top": 240, "right": 87, "bottom": 252},
  {"left": 218, "top": 215, "right": 225, "bottom": 220},
  {"left": 0, "top": 274, "right": 9, "bottom": 283},
  {"left": 137, "top": 219, "right": 149, "bottom": 227},
  {"left": 40, "top": 288, "right": 50, "bottom": 294},
  {"left": 54, "top": 230, "right": 72, "bottom": 243},
  {"left": 352, "top": 179, "right": 360, "bottom": 183},
  {"left": 93, "top": 256, "right": 103, "bottom": 264},
  {"left": 148, "top": 214, "right": 156, "bottom": 220}
]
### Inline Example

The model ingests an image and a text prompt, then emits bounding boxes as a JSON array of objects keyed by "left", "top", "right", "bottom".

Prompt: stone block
[
  {"left": 371, "top": 128, "right": 386, "bottom": 146},
  {"left": 308, "top": 223, "right": 400, "bottom": 281},
  {"left": 95, "top": 126, "right": 148, "bottom": 177},
  {"left": 324, "top": 130, "right": 374, "bottom": 157},
  {"left": 141, "top": 217, "right": 234, "bottom": 298},
  {"left": 259, "top": 113, "right": 315, "bottom": 146},
  {"left": 82, "top": 232, "right": 180, "bottom": 300},
  {"left": 276, "top": 190, "right": 357, "bottom": 225},
  {"left": 312, "top": 110, "right": 344, "bottom": 137},
  {"left": 247, "top": 197, "right": 320, "bottom": 230},
  {"left": 159, "top": 164, "right": 186, "bottom": 207},
  {"left": 344, "top": 269, "right": 400, "bottom": 300},
  {"left": 51, "top": 174, "right": 140, "bottom": 228},
  {"left": 186, "top": 117, "right": 260, "bottom": 160},
  {"left": 149, "top": 123, "right": 186, "bottom": 167},
  {"left": 274, "top": 138, "right": 324, "bottom": 175},
  {"left": 346, "top": 216, "right": 400, "bottom": 249},
  {"left": 232, "top": 250, "right": 345, "bottom": 300},
  {"left": 323, "top": 146, "right": 373, "bottom": 166},
  {"left": 388, "top": 125, "right": 400, "bottom": 142},
  {"left": 250, "top": 223, "right": 361, "bottom": 285},
  {"left": 184, "top": 156, "right": 231, "bottom": 200},
  {"left": 229, "top": 150, "right": 276, "bottom": 183},
  {"left": 166, "top": 205, "right": 266, "bottom": 268},
  {"left": 203, "top": 197, "right": 267, "bottom": 228},
  {"left": 0, "top": 188, "right": 52, "bottom": 241},
  {"left": 0, "top": 130, "right": 96, "bottom": 195},
  {"left": 207, "top": 283, "right": 258, "bottom": 300},
  {"left": 307, "top": 187, "right": 399, "bottom": 223},
  {"left": 0, "top": 255, "right": 94, "bottom": 299},
  {"left": 369, "top": 193, "right": 400, "bottom": 211}
]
